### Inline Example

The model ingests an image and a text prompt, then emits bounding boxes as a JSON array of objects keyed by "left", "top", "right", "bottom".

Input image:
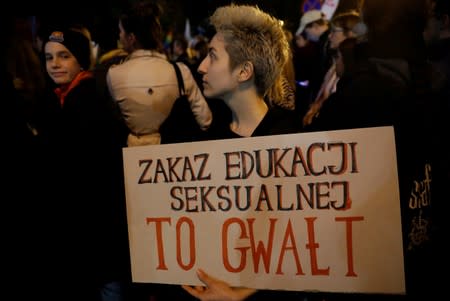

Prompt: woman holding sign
[{"left": 181, "top": 4, "right": 302, "bottom": 301}]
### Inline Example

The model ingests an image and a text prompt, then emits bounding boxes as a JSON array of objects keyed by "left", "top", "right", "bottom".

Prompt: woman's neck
[
  {"left": 225, "top": 90, "right": 268, "bottom": 137},
  {"left": 127, "top": 49, "right": 167, "bottom": 61}
]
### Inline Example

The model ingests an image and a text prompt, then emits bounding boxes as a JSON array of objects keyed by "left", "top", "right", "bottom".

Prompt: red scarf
[{"left": 54, "top": 71, "right": 93, "bottom": 106}]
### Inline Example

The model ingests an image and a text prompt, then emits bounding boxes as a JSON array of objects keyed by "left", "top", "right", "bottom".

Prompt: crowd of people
[{"left": 3, "top": 0, "right": 448, "bottom": 300}]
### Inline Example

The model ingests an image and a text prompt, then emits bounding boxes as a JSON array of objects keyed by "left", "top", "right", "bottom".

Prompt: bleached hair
[{"left": 210, "top": 4, "right": 290, "bottom": 97}]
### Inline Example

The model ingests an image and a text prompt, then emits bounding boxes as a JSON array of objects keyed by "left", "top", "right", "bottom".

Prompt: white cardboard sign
[{"left": 123, "top": 126, "right": 405, "bottom": 294}]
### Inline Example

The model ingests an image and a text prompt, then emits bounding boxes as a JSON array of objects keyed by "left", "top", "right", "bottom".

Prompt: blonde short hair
[{"left": 209, "top": 4, "right": 290, "bottom": 97}]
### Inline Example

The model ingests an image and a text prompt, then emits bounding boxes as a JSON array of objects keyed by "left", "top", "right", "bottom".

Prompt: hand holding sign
[{"left": 182, "top": 269, "right": 257, "bottom": 301}]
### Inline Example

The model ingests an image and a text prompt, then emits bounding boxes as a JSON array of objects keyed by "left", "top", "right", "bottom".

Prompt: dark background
[{"left": 26, "top": 0, "right": 362, "bottom": 44}]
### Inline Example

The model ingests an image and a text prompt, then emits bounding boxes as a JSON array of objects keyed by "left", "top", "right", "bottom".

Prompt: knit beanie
[{"left": 46, "top": 29, "right": 92, "bottom": 70}]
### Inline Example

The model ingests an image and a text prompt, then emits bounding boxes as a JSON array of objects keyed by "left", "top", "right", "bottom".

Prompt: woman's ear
[{"left": 238, "top": 61, "right": 254, "bottom": 82}]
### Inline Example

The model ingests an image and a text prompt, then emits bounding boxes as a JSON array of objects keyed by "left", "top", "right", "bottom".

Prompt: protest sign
[{"left": 123, "top": 126, "right": 405, "bottom": 294}]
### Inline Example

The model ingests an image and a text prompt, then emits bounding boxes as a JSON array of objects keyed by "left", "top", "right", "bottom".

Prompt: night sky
[{"left": 34, "top": 0, "right": 306, "bottom": 40}]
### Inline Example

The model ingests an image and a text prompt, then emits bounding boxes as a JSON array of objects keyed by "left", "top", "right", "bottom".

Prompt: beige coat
[{"left": 107, "top": 50, "right": 212, "bottom": 146}]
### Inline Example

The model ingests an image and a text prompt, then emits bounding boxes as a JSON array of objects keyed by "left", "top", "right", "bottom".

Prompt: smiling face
[
  {"left": 197, "top": 33, "right": 241, "bottom": 100},
  {"left": 45, "top": 41, "right": 82, "bottom": 85}
]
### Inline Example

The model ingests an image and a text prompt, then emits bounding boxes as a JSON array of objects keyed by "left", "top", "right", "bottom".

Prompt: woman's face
[
  {"left": 328, "top": 26, "right": 347, "bottom": 49},
  {"left": 45, "top": 41, "right": 82, "bottom": 85},
  {"left": 197, "top": 32, "right": 241, "bottom": 100},
  {"left": 304, "top": 23, "right": 322, "bottom": 42}
]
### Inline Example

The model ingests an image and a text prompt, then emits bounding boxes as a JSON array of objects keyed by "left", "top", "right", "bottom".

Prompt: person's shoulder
[
  {"left": 108, "top": 55, "right": 131, "bottom": 68},
  {"left": 69, "top": 75, "right": 97, "bottom": 96},
  {"left": 106, "top": 58, "right": 127, "bottom": 80},
  {"left": 70, "top": 73, "right": 96, "bottom": 86},
  {"left": 264, "top": 106, "right": 301, "bottom": 135},
  {"left": 98, "top": 49, "right": 128, "bottom": 65},
  {"left": 176, "top": 61, "right": 195, "bottom": 77},
  {"left": 105, "top": 54, "right": 146, "bottom": 83}
]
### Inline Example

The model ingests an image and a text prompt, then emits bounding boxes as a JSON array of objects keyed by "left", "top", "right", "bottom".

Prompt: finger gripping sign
[{"left": 123, "top": 126, "right": 405, "bottom": 294}]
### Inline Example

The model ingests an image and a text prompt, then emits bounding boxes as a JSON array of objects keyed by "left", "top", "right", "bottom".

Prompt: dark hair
[
  {"left": 193, "top": 38, "right": 208, "bottom": 60},
  {"left": 172, "top": 34, "right": 188, "bottom": 51},
  {"left": 435, "top": 0, "right": 450, "bottom": 18},
  {"left": 338, "top": 37, "right": 359, "bottom": 75},
  {"left": 119, "top": 0, "right": 163, "bottom": 51}
]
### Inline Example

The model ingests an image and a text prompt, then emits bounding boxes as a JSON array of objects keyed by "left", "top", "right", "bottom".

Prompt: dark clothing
[
  {"left": 2, "top": 68, "right": 52, "bottom": 299},
  {"left": 35, "top": 76, "right": 130, "bottom": 300},
  {"left": 207, "top": 104, "right": 302, "bottom": 301},
  {"left": 428, "top": 36, "right": 450, "bottom": 298},
  {"left": 303, "top": 42, "right": 438, "bottom": 299},
  {"left": 205, "top": 105, "right": 299, "bottom": 140},
  {"left": 158, "top": 103, "right": 300, "bottom": 301},
  {"left": 293, "top": 41, "right": 320, "bottom": 115},
  {"left": 294, "top": 29, "right": 333, "bottom": 122},
  {"left": 309, "top": 29, "right": 333, "bottom": 103},
  {"left": 94, "top": 54, "right": 130, "bottom": 146}
]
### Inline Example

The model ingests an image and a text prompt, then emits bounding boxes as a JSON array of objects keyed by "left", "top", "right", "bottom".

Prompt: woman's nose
[{"left": 197, "top": 57, "right": 208, "bottom": 74}]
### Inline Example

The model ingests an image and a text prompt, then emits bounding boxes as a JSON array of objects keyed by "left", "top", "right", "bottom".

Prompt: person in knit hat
[
  {"left": 44, "top": 28, "right": 92, "bottom": 88},
  {"left": 37, "top": 26, "right": 132, "bottom": 301},
  {"left": 47, "top": 28, "right": 92, "bottom": 70},
  {"left": 44, "top": 28, "right": 94, "bottom": 106}
]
